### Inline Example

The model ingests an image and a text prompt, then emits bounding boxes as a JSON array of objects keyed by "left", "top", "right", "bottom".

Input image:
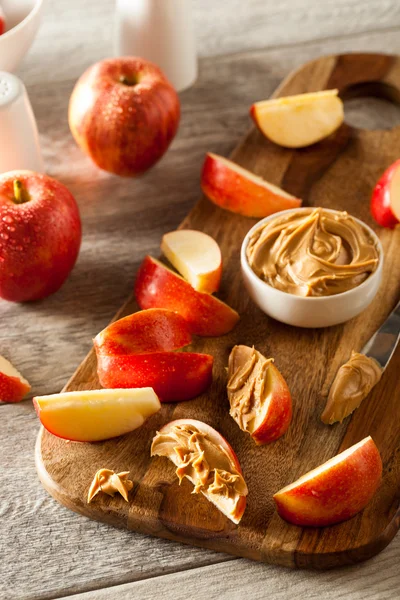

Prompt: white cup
[
  {"left": 115, "top": 0, "right": 197, "bottom": 92},
  {"left": 0, "top": 71, "right": 44, "bottom": 173}
]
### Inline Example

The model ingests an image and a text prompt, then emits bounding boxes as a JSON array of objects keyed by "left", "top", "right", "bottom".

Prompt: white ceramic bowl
[
  {"left": 241, "top": 208, "right": 383, "bottom": 328},
  {"left": 0, "top": 0, "right": 45, "bottom": 72}
]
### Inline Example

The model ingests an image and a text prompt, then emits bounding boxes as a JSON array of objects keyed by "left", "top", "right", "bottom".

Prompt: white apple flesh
[
  {"left": 34, "top": 388, "right": 161, "bottom": 442},
  {"left": 161, "top": 230, "right": 222, "bottom": 294},
  {"left": 250, "top": 89, "right": 344, "bottom": 148}
]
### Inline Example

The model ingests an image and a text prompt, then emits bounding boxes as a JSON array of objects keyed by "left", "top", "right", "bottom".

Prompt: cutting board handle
[{"left": 275, "top": 52, "right": 400, "bottom": 129}]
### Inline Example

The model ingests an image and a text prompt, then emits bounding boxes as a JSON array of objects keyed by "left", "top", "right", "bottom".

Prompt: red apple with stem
[
  {"left": 68, "top": 57, "right": 180, "bottom": 177},
  {"left": 0, "top": 171, "right": 81, "bottom": 302},
  {"left": 371, "top": 159, "right": 400, "bottom": 228}
]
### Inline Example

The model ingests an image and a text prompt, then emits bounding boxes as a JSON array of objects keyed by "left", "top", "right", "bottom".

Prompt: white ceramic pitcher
[
  {"left": 0, "top": 72, "right": 44, "bottom": 174},
  {"left": 115, "top": 0, "right": 197, "bottom": 92}
]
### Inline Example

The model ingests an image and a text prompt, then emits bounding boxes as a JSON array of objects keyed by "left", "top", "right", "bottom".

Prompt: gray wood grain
[
  {"left": 20, "top": 0, "right": 400, "bottom": 86},
  {"left": 2, "top": 0, "right": 400, "bottom": 599},
  {"left": 0, "top": 404, "right": 231, "bottom": 600},
  {"left": 59, "top": 547, "right": 400, "bottom": 600}
]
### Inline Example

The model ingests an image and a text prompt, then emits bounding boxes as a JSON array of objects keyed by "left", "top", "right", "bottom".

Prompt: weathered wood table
[{"left": 2, "top": 1, "right": 400, "bottom": 598}]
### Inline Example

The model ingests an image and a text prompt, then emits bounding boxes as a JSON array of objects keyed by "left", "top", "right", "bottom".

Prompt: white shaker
[
  {"left": 115, "top": 0, "right": 197, "bottom": 92},
  {"left": 0, "top": 72, "right": 44, "bottom": 174}
]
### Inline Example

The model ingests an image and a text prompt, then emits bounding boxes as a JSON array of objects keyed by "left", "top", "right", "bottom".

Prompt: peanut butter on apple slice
[
  {"left": 227, "top": 345, "right": 273, "bottom": 432},
  {"left": 321, "top": 351, "right": 383, "bottom": 425},
  {"left": 227, "top": 345, "right": 292, "bottom": 444},
  {"left": 151, "top": 420, "right": 248, "bottom": 523},
  {"left": 87, "top": 469, "right": 133, "bottom": 503}
]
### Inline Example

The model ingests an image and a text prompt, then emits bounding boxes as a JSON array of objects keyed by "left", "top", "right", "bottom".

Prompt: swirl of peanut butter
[
  {"left": 321, "top": 351, "right": 382, "bottom": 424},
  {"left": 151, "top": 423, "right": 248, "bottom": 522},
  {"left": 246, "top": 208, "right": 379, "bottom": 297}
]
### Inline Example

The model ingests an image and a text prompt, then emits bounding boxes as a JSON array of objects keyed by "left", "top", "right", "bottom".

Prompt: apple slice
[
  {"left": 151, "top": 419, "right": 248, "bottom": 523},
  {"left": 161, "top": 229, "right": 222, "bottom": 294},
  {"left": 0, "top": 7, "right": 5, "bottom": 35},
  {"left": 273, "top": 436, "right": 382, "bottom": 527},
  {"left": 227, "top": 345, "right": 292, "bottom": 444},
  {"left": 0, "top": 355, "right": 31, "bottom": 403},
  {"left": 94, "top": 308, "right": 214, "bottom": 402},
  {"left": 134, "top": 256, "right": 239, "bottom": 336},
  {"left": 201, "top": 153, "right": 301, "bottom": 218},
  {"left": 97, "top": 353, "right": 213, "bottom": 402},
  {"left": 250, "top": 89, "right": 344, "bottom": 148},
  {"left": 371, "top": 159, "right": 400, "bottom": 228},
  {"left": 33, "top": 388, "right": 161, "bottom": 442},
  {"left": 94, "top": 308, "right": 192, "bottom": 356}
]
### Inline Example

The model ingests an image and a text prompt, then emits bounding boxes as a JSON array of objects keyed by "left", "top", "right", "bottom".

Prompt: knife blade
[{"left": 361, "top": 298, "right": 400, "bottom": 370}]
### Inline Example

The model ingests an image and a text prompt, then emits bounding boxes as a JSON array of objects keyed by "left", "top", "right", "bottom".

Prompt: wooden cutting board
[{"left": 35, "top": 53, "right": 400, "bottom": 569}]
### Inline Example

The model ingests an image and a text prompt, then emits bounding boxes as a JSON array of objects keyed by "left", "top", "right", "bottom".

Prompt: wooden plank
[
  {"left": 3, "top": 10, "right": 400, "bottom": 600},
  {"left": 58, "top": 545, "right": 400, "bottom": 600},
  {"left": 36, "top": 52, "right": 400, "bottom": 571}
]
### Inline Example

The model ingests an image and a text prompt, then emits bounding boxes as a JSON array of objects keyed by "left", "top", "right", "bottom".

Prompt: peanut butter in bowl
[
  {"left": 241, "top": 207, "right": 383, "bottom": 328},
  {"left": 246, "top": 207, "right": 380, "bottom": 298}
]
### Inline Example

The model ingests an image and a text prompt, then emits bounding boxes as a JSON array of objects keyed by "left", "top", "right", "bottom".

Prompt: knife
[{"left": 361, "top": 298, "right": 400, "bottom": 370}]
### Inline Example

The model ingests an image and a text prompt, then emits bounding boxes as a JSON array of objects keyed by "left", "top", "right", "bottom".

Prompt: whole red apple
[
  {"left": 68, "top": 57, "right": 180, "bottom": 177},
  {"left": 0, "top": 171, "right": 82, "bottom": 302}
]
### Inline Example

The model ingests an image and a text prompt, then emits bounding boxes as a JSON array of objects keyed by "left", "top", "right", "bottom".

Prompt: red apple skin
[
  {"left": 94, "top": 308, "right": 213, "bottom": 402},
  {"left": 0, "top": 18, "right": 5, "bottom": 36},
  {"left": 252, "top": 363, "right": 292, "bottom": 445},
  {"left": 68, "top": 57, "right": 180, "bottom": 177},
  {"left": 201, "top": 152, "right": 301, "bottom": 218},
  {"left": 0, "top": 171, "right": 82, "bottom": 302},
  {"left": 97, "top": 352, "right": 213, "bottom": 402},
  {"left": 371, "top": 159, "right": 400, "bottom": 228},
  {"left": 134, "top": 256, "right": 240, "bottom": 336},
  {"left": 273, "top": 437, "right": 382, "bottom": 527},
  {"left": 0, "top": 373, "right": 30, "bottom": 403},
  {"left": 94, "top": 308, "right": 192, "bottom": 356}
]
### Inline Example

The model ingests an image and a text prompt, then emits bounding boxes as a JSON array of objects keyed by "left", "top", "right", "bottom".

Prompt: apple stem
[
  {"left": 13, "top": 180, "right": 29, "bottom": 204},
  {"left": 119, "top": 75, "right": 138, "bottom": 86}
]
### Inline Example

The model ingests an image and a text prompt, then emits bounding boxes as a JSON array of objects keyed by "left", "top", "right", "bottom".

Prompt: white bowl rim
[
  {"left": 0, "top": 0, "right": 45, "bottom": 41},
  {"left": 241, "top": 206, "right": 384, "bottom": 302}
]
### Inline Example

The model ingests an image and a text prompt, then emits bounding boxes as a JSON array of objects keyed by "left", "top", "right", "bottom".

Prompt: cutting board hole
[{"left": 342, "top": 82, "right": 400, "bottom": 130}]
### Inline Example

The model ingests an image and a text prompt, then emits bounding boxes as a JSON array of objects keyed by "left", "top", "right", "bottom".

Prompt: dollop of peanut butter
[
  {"left": 87, "top": 469, "right": 133, "bottom": 503},
  {"left": 246, "top": 208, "right": 379, "bottom": 297},
  {"left": 227, "top": 345, "right": 273, "bottom": 433},
  {"left": 321, "top": 351, "right": 383, "bottom": 424},
  {"left": 151, "top": 422, "right": 248, "bottom": 522}
]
